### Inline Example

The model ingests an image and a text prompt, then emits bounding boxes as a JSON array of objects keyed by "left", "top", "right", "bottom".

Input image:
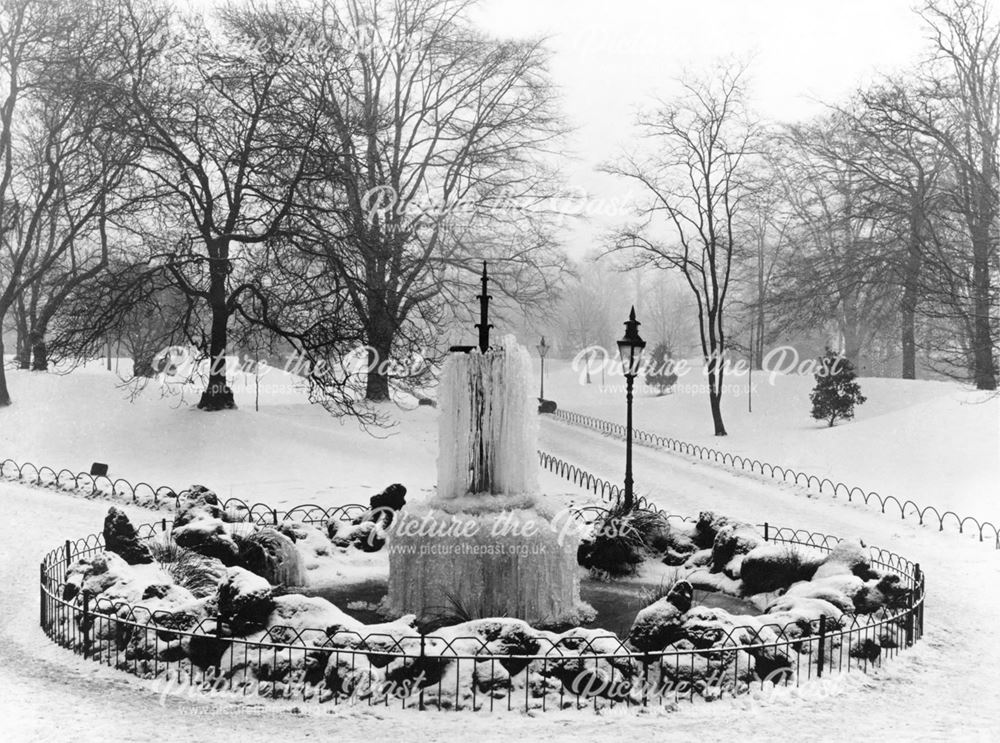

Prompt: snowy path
[
  {"left": 538, "top": 417, "right": 1000, "bottom": 739},
  {"left": 2, "top": 416, "right": 999, "bottom": 740}
]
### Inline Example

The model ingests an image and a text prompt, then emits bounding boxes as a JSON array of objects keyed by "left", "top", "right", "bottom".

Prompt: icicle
[{"left": 436, "top": 335, "right": 538, "bottom": 499}]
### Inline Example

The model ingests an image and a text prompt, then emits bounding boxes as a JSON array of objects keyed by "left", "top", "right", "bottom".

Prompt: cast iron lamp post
[
  {"left": 536, "top": 336, "right": 549, "bottom": 400},
  {"left": 617, "top": 306, "right": 646, "bottom": 511}
]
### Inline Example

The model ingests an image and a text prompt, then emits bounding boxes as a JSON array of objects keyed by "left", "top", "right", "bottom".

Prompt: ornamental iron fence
[{"left": 40, "top": 503, "right": 925, "bottom": 712}]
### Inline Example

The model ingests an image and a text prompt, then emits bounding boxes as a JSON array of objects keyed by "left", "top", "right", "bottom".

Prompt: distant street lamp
[
  {"left": 536, "top": 336, "right": 549, "bottom": 400},
  {"left": 617, "top": 306, "right": 646, "bottom": 511}
]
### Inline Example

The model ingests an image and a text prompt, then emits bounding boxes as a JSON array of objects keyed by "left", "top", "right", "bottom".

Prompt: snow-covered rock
[
  {"left": 64, "top": 551, "right": 176, "bottom": 605},
  {"left": 261, "top": 593, "right": 362, "bottom": 645},
  {"left": 627, "top": 580, "right": 692, "bottom": 651},
  {"left": 102, "top": 507, "right": 153, "bottom": 565},
  {"left": 329, "top": 520, "right": 386, "bottom": 552},
  {"left": 275, "top": 521, "right": 332, "bottom": 570},
  {"left": 812, "top": 538, "right": 877, "bottom": 581},
  {"left": 782, "top": 573, "right": 865, "bottom": 613},
  {"left": 216, "top": 566, "right": 274, "bottom": 634},
  {"left": 693, "top": 511, "right": 737, "bottom": 548},
  {"left": 172, "top": 486, "right": 241, "bottom": 565},
  {"left": 764, "top": 595, "right": 844, "bottom": 638},
  {"left": 236, "top": 527, "right": 306, "bottom": 586},
  {"left": 710, "top": 521, "right": 762, "bottom": 573},
  {"left": 740, "top": 543, "right": 823, "bottom": 594},
  {"left": 658, "top": 638, "right": 757, "bottom": 700}
]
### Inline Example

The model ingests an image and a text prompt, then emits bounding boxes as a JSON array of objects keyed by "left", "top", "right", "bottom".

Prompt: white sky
[{"left": 471, "top": 0, "right": 931, "bottom": 257}]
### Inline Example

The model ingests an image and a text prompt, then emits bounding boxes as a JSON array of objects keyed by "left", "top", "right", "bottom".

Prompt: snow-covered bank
[
  {"left": 0, "top": 366, "right": 575, "bottom": 510},
  {"left": 540, "top": 359, "right": 1000, "bottom": 521}
]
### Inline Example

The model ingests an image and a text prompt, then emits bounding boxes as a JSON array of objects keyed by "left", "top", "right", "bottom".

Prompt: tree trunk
[
  {"left": 28, "top": 326, "right": 47, "bottom": 371},
  {"left": 15, "top": 337, "right": 30, "bottom": 369},
  {"left": 840, "top": 318, "right": 862, "bottom": 372},
  {"left": 364, "top": 336, "right": 392, "bottom": 401},
  {"left": 970, "top": 223, "right": 997, "bottom": 390},
  {"left": 707, "top": 354, "right": 727, "bottom": 436},
  {"left": 197, "top": 243, "right": 235, "bottom": 410},
  {"left": 14, "top": 301, "right": 29, "bottom": 369},
  {"left": 900, "top": 263, "right": 918, "bottom": 380},
  {"left": 364, "top": 307, "right": 394, "bottom": 401},
  {"left": 900, "top": 298, "right": 916, "bottom": 380},
  {"left": 900, "top": 212, "right": 924, "bottom": 380},
  {"left": 0, "top": 336, "right": 10, "bottom": 406},
  {"left": 755, "top": 235, "right": 766, "bottom": 370},
  {"left": 708, "top": 387, "right": 727, "bottom": 436}
]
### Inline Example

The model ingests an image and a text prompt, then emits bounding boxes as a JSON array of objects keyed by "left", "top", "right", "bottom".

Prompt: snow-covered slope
[
  {"left": 540, "top": 359, "right": 1000, "bottom": 521},
  {"left": 0, "top": 362, "right": 584, "bottom": 510},
  {"left": 0, "top": 364, "right": 437, "bottom": 507}
]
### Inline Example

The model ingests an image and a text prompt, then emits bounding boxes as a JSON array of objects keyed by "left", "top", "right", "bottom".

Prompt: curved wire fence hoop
[
  {"left": 1, "top": 455, "right": 179, "bottom": 507},
  {"left": 550, "top": 408, "right": 1000, "bottom": 549}
]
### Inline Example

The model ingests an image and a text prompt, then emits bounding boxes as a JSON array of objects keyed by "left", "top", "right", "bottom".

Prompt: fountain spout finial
[{"left": 475, "top": 261, "right": 492, "bottom": 353}]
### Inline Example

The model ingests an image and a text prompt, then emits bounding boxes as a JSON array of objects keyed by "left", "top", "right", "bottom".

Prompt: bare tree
[
  {"left": 864, "top": 0, "right": 998, "bottom": 389},
  {"left": 605, "top": 62, "right": 760, "bottom": 436},
  {"left": 277, "top": 0, "right": 566, "bottom": 401},
  {"left": 0, "top": 0, "right": 144, "bottom": 404},
  {"left": 113, "top": 2, "right": 325, "bottom": 410},
  {"left": 772, "top": 113, "right": 907, "bottom": 373}
]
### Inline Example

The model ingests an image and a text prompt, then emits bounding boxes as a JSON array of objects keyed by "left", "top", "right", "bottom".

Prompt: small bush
[
  {"left": 577, "top": 504, "right": 675, "bottom": 577},
  {"left": 810, "top": 349, "right": 866, "bottom": 427}
]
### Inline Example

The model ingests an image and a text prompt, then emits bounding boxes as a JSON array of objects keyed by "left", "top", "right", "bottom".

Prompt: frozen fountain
[{"left": 386, "top": 267, "right": 582, "bottom": 625}]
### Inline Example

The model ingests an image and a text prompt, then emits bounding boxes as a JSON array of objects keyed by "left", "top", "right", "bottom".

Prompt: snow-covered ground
[
  {"left": 540, "top": 358, "right": 1000, "bottom": 522},
  {"left": 1, "top": 363, "right": 999, "bottom": 740},
  {"left": 0, "top": 363, "right": 577, "bottom": 509}
]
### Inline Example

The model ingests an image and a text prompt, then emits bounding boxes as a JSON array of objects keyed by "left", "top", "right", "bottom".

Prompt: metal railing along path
[{"left": 549, "top": 408, "right": 1000, "bottom": 548}]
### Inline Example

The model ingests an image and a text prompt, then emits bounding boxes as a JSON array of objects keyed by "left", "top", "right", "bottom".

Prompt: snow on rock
[
  {"left": 693, "top": 510, "right": 738, "bottom": 548},
  {"left": 216, "top": 566, "right": 274, "bottom": 634},
  {"left": 659, "top": 638, "right": 758, "bottom": 700},
  {"left": 764, "top": 595, "right": 845, "bottom": 637},
  {"left": 64, "top": 551, "right": 176, "bottom": 605},
  {"left": 433, "top": 617, "right": 541, "bottom": 655},
  {"left": 263, "top": 593, "right": 363, "bottom": 645},
  {"left": 627, "top": 580, "right": 692, "bottom": 651},
  {"left": 62, "top": 551, "right": 203, "bottom": 652},
  {"left": 102, "top": 507, "right": 153, "bottom": 565},
  {"left": 236, "top": 528, "right": 306, "bottom": 587},
  {"left": 328, "top": 519, "right": 386, "bottom": 552},
  {"left": 740, "top": 543, "right": 824, "bottom": 594},
  {"left": 172, "top": 486, "right": 241, "bottom": 565},
  {"left": 275, "top": 521, "right": 332, "bottom": 571},
  {"left": 813, "top": 537, "right": 878, "bottom": 581},
  {"left": 680, "top": 606, "right": 792, "bottom": 678},
  {"left": 782, "top": 572, "right": 909, "bottom": 614},
  {"left": 782, "top": 573, "right": 866, "bottom": 613},
  {"left": 710, "top": 520, "right": 762, "bottom": 574}
]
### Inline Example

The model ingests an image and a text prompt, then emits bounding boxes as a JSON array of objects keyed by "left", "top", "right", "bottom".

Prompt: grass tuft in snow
[
  {"left": 639, "top": 568, "right": 685, "bottom": 607},
  {"left": 578, "top": 503, "right": 676, "bottom": 578},
  {"left": 148, "top": 539, "right": 225, "bottom": 598}
]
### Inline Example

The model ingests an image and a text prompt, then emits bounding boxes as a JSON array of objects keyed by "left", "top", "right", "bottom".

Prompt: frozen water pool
[{"left": 303, "top": 575, "right": 759, "bottom": 638}]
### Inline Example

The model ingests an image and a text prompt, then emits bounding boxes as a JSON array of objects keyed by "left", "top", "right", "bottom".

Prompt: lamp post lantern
[
  {"left": 617, "top": 306, "right": 646, "bottom": 511},
  {"left": 536, "top": 336, "right": 549, "bottom": 401}
]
